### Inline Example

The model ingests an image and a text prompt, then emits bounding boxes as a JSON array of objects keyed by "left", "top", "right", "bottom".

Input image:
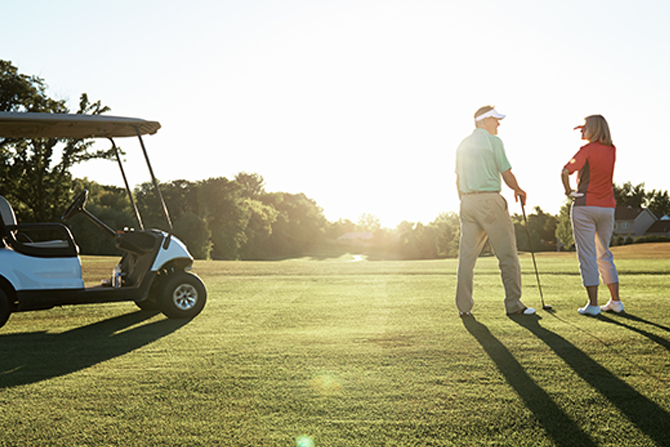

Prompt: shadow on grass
[
  {"left": 617, "top": 313, "right": 670, "bottom": 334},
  {"left": 462, "top": 317, "right": 597, "bottom": 447},
  {"left": 598, "top": 314, "right": 670, "bottom": 352},
  {"left": 0, "top": 311, "right": 188, "bottom": 389},
  {"left": 512, "top": 316, "right": 670, "bottom": 447}
]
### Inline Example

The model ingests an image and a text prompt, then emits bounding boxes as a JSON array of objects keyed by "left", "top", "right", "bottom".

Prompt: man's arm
[
  {"left": 501, "top": 169, "right": 526, "bottom": 205},
  {"left": 456, "top": 174, "right": 462, "bottom": 200}
]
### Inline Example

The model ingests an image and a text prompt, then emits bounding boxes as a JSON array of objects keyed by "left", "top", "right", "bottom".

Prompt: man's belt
[{"left": 462, "top": 191, "right": 498, "bottom": 195}]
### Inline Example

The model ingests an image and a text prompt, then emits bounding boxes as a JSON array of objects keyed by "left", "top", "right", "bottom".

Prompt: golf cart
[{"left": 0, "top": 112, "right": 206, "bottom": 329}]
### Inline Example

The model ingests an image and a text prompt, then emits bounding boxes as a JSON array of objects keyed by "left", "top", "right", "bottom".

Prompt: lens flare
[
  {"left": 310, "top": 373, "right": 342, "bottom": 396},
  {"left": 296, "top": 435, "right": 315, "bottom": 447}
]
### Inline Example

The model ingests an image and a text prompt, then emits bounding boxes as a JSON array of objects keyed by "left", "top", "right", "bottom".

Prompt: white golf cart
[{"left": 0, "top": 112, "right": 206, "bottom": 329}]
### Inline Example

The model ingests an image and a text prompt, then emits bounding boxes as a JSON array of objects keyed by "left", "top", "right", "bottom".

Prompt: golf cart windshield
[{"left": 0, "top": 112, "right": 171, "bottom": 234}]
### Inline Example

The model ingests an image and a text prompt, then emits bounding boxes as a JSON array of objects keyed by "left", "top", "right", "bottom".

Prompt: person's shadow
[
  {"left": 512, "top": 316, "right": 670, "bottom": 447},
  {"left": 0, "top": 310, "right": 188, "bottom": 389},
  {"left": 463, "top": 317, "right": 597, "bottom": 447},
  {"left": 599, "top": 313, "right": 670, "bottom": 352},
  {"left": 617, "top": 313, "right": 670, "bottom": 333}
]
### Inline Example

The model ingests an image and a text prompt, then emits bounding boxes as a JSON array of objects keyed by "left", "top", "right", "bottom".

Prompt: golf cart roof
[{"left": 0, "top": 112, "right": 160, "bottom": 139}]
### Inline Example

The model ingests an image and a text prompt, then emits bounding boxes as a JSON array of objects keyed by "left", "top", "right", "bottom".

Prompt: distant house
[
  {"left": 614, "top": 206, "right": 657, "bottom": 237},
  {"left": 645, "top": 221, "right": 670, "bottom": 238}
]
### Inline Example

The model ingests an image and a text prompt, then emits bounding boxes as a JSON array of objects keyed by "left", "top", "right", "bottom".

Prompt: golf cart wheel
[
  {"left": 0, "top": 289, "right": 11, "bottom": 329},
  {"left": 158, "top": 272, "right": 206, "bottom": 319}
]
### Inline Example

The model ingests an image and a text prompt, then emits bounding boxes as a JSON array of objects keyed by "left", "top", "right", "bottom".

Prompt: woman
[{"left": 561, "top": 115, "right": 624, "bottom": 316}]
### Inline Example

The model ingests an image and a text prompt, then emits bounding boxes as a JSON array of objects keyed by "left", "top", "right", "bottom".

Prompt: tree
[
  {"left": 238, "top": 197, "right": 278, "bottom": 260},
  {"left": 0, "top": 60, "right": 65, "bottom": 113},
  {"left": 235, "top": 172, "right": 266, "bottom": 199},
  {"left": 613, "top": 182, "right": 647, "bottom": 208},
  {"left": 136, "top": 178, "right": 212, "bottom": 259},
  {"left": 555, "top": 200, "right": 574, "bottom": 250},
  {"left": 429, "top": 212, "right": 460, "bottom": 258},
  {"left": 197, "top": 177, "right": 249, "bottom": 260},
  {"left": 134, "top": 179, "right": 201, "bottom": 231},
  {"left": 516, "top": 206, "right": 558, "bottom": 251},
  {"left": 327, "top": 218, "right": 357, "bottom": 239},
  {"left": 66, "top": 179, "right": 135, "bottom": 255},
  {"left": 261, "top": 192, "right": 328, "bottom": 258},
  {"left": 0, "top": 60, "right": 113, "bottom": 223},
  {"left": 173, "top": 212, "right": 212, "bottom": 260},
  {"left": 647, "top": 189, "right": 670, "bottom": 218},
  {"left": 395, "top": 221, "right": 439, "bottom": 259},
  {"left": 357, "top": 213, "right": 382, "bottom": 233}
]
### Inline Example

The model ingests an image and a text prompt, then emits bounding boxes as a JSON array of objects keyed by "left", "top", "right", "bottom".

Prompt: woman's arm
[{"left": 561, "top": 168, "right": 573, "bottom": 196}]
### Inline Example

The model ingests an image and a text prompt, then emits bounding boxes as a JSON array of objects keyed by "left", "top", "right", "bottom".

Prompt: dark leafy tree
[
  {"left": 134, "top": 179, "right": 201, "bottom": 230},
  {"left": 555, "top": 200, "right": 574, "bottom": 250},
  {"left": 429, "top": 212, "right": 460, "bottom": 258},
  {"left": 0, "top": 60, "right": 66, "bottom": 113},
  {"left": 513, "top": 206, "right": 558, "bottom": 252},
  {"left": 0, "top": 60, "right": 113, "bottom": 223},
  {"left": 197, "top": 177, "right": 249, "bottom": 260},
  {"left": 235, "top": 172, "right": 266, "bottom": 199},
  {"left": 396, "top": 221, "right": 439, "bottom": 259},
  {"left": 613, "top": 182, "right": 647, "bottom": 208},
  {"left": 261, "top": 192, "right": 328, "bottom": 258},
  {"left": 238, "top": 198, "right": 278, "bottom": 260},
  {"left": 173, "top": 212, "right": 212, "bottom": 260},
  {"left": 327, "top": 218, "right": 357, "bottom": 240},
  {"left": 646, "top": 189, "right": 670, "bottom": 218},
  {"left": 357, "top": 213, "right": 382, "bottom": 233},
  {"left": 66, "top": 179, "right": 135, "bottom": 255}
]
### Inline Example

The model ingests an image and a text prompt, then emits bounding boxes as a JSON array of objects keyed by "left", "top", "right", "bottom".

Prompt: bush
[{"left": 633, "top": 235, "right": 670, "bottom": 244}]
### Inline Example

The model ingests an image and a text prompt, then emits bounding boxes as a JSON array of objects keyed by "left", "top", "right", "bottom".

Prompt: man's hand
[
  {"left": 501, "top": 169, "right": 526, "bottom": 206},
  {"left": 515, "top": 189, "right": 527, "bottom": 206}
]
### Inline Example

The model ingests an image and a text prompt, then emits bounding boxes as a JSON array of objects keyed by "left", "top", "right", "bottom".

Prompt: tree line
[{"left": 2, "top": 60, "right": 669, "bottom": 260}]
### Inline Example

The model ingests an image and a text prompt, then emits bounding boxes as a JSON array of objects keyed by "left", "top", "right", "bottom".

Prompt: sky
[{"left": 3, "top": 0, "right": 670, "bottom": 228}]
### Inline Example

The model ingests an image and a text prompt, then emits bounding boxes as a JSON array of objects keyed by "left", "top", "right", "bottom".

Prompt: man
[{"left": 455, "top": 105, "right": 535, "bottom": 317}]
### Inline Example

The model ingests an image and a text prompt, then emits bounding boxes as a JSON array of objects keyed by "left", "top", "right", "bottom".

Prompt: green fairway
[{"left": 2, "top": 246, "right": 670, "bottom": 446}]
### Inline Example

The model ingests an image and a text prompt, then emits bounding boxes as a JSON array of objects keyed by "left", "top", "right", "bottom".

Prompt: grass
[{"left": 1, "top": 244, "right": 670, "bottom": 446}]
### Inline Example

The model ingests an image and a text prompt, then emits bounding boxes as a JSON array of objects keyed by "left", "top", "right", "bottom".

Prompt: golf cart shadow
[{"left": 0, "top": 310, "right": 187, "bottom": 389}]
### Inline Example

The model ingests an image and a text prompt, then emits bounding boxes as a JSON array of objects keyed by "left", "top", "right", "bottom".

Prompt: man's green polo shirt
[{"left": 455, "top": 128, "right": 512, "bottom": 194}]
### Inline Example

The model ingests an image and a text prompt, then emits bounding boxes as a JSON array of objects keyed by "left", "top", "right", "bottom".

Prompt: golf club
[{"left": 520, "top": 200, "right": 552, "bottom": 310}]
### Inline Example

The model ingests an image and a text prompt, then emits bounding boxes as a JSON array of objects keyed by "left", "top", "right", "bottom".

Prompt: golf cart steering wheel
[{"left": 62, "top": 189, "right": 89, "bottom": 221}]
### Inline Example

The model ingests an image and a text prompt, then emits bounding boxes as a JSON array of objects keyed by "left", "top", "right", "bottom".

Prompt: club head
[{"left": 543, "top": 304, "right": 553, "bottom": 310}]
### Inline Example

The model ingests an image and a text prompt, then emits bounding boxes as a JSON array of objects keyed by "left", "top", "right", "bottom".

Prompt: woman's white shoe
[{"left": 601, "top": 299, "right": 624, "bottom": 313}]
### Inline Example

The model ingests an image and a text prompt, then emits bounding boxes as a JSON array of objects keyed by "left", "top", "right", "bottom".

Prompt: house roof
[
  {"left": 615, "top": 206, "right": 654, "bottom": 220},
  {"left": 646, "top": 221, "right": 670, "bottom": 234}
]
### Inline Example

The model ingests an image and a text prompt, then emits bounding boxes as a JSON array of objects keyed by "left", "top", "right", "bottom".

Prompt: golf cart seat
[{"left": 0, "top": 196, "right": 78, "bottom": 258}]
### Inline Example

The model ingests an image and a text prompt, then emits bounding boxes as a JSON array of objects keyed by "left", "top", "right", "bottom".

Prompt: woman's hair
[{"left": 584, "top": 115, "right": 613, "bottom": 146}]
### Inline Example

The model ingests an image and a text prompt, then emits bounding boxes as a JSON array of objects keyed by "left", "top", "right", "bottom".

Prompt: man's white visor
[{"left": 475, "top": 108, "right": 506, "bottom": 122}]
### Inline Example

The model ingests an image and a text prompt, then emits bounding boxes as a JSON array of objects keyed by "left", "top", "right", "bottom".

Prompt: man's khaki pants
[{"left": 455, "top": 193, "right": 525, "bottom": 314}]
